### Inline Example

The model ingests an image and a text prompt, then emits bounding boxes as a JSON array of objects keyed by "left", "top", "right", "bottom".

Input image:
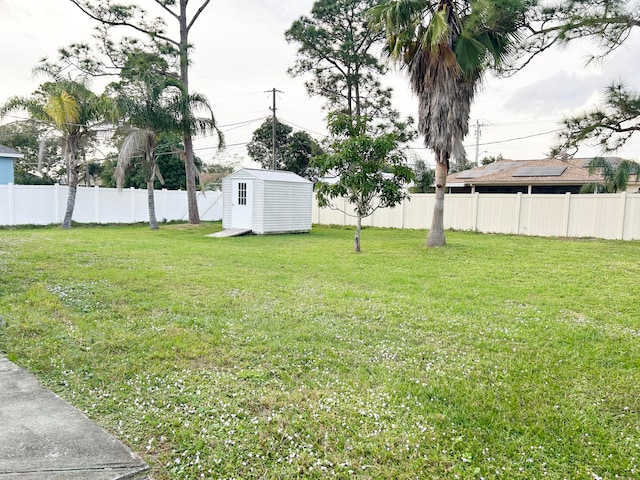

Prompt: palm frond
[
  {"left": 116, "top": 128, "right": 155, "bottom": 190},
  {"left": 44, "top": 91, "right": 81, "bottom": 132}
]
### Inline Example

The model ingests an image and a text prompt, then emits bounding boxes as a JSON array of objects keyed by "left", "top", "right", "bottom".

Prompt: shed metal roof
[{"left": 229, "top": 168, "right": 311, "bottom": 183}]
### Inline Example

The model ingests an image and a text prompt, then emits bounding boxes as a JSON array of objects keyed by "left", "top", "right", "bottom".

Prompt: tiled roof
[{"left": 447, "top": 158, "right": 610, "bottom": 185}]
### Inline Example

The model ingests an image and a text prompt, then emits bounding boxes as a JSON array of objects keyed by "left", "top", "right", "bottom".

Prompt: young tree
[
  {"left": 68, "top": 0, "right": 218, "bottom": 225},
  {"left": 313, "top": 114, "right": 413, "bottom": 252},
  {"left": 369, "top": 0, "right": 530, "bottom": 246},
  {"left": 1, "top": 79, "right": 112, "bottom": 228}
]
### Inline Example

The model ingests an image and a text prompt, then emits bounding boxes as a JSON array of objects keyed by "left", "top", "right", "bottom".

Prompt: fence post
[
  {"left": 54, "top": 183, "right": 61, "bottom": 224},
  {"left": 130, "top": 187, "right": 136, "bottom": 223},
  {"left": 618, "top": 192, "right": 627, "bottom": 240},
  {"left": 472, "top": 192, "right": 480, "bottom": 231},
  {"left": 563, "top": 192, "right": 572, "bottom": 237},
  {"left": 402, "top": 197, "right": 407, "bottom": 229},
  {"left": 514, "top": 192, "right": 522, "bottom": 235},
  {"left": 526, "top": 194, "right": 533, "bottom": 236},
  {"left": 162, "top": 188, "right": 168, "bottom": 222},
  {"left": 94, "top": 185, "right": 100, "bottom": 223},
  {"left": 8, "top": 183, "right": 15, "bottom": 226}
]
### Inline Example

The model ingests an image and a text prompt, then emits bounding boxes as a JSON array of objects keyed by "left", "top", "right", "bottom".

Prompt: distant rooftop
[
  {"left": 0, "top": 145, "right": 24, "bottom": 158},
  {"left": 447, "top": 157, "right": 623, "bottom": 185}
]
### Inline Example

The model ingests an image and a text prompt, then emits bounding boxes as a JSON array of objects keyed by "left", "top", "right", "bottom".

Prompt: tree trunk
[
  {"left": 147, "top": 179, "right": 159, "bottom": 230},
  {"left": 184, "top": 135, "right": 200, "bottom": 224},
  {"left": 61, "top": 138, "right": 79, "bottom": 230},
  {"left": 179, "top": 0, "right": 200, "bottom": 225},
  {"left": 427, "top": 159, "right": 448, "bottom": 247},
  {"left": 354, "top": 214, "right": 362, "bottom": 252}
]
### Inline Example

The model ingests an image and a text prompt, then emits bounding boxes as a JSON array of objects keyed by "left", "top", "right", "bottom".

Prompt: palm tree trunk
[
  {"left": 61, "top": 138, "right": 79, "bottom": 230},
  {"left": 147, "top": 179, "right": 159, "bottom": 230},
  {"left": 427, "top": 159, "right": 448, "bottom": 247},
  {"left": 354, "top": 214, "right": 362, "bottom": 252},
  {"left": 62, "top": 183, "right": 77, "bottom": 230}
]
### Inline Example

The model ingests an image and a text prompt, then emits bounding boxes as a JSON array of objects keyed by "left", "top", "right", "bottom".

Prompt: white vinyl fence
[
  {"left": 3, "top": 185, "right": 639, "bottom": 240},
  {"left": 0, "top": 184, "right": 222, "bottom": 226},
  {"left": 312, "top": 192, "right": 640, "bottom": 241}
]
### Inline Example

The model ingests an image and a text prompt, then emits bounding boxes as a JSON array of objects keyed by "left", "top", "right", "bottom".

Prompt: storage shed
[
  {"left": 221, "top": 169, "right": 313, "bottom": 235},
  {"left": 0, "top": 145, "right": 23, "bottom": 185}
]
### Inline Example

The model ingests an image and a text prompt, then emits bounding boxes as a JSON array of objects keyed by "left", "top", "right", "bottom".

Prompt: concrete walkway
[{"left": 0, "top": 357, "right": 149, "bottom": 480}]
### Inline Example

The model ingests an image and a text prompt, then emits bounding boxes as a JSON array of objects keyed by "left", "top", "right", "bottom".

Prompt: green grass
[{"left": 1, "top": 223, "right": 639, "bottom": 479}]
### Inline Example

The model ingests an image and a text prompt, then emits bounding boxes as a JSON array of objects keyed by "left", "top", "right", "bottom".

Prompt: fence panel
[
  {"left": 3, "top": 185, "right": 638, "bottom": 240},
  {"left": 622, "top": 194, "right": 640, "bottom": 240},
  {"left": 312, "top": 192, "right": 640, "bottom": 241},
  {"left": 0, "top": 184, "right": 222, "bottom": 226}
]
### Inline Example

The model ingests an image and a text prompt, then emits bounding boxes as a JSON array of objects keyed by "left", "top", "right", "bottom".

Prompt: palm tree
[
  {"left": 112, "top": 67, "right": 223, "bottom": 229},
  {"left": 579, "top": 157, "right": 640, "bottom": 193},
  {"left": 369, "top": 0, "right": 528, "bottom": 246},
  {"left": 115, "top": 129, "right": 165, "bottom": 229},
  {"left": 1, "top": 80, "right": 111, "bottom": 228},
  {"left": 113, "top": 73, "right": 179, "bottom": 230}
]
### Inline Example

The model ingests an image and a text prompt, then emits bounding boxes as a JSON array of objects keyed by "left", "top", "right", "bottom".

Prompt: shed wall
[
  {"left": 259, "top": 181, "right": 312, "bottom": 234},
  {"left": 222, "top": 171, "right": 261, "bottom": 230},
  {"left": 222, "top": 169, "right": 312, "bottom": 234}
]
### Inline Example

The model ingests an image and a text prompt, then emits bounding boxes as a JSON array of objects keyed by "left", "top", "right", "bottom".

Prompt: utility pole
[
  {"left": 474, "top": 120, "right": 489, "bottom": 166},
  {"left": 268, "top": 88, "right": 283, "bottom": 170}
]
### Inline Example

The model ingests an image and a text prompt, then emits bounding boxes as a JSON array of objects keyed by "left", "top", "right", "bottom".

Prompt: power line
[
  {"left": 473, "top": 128, "right": 564, "bottom": 147},
  {"left": 278, "top": 116, "right": 327, "bottom": 138}
]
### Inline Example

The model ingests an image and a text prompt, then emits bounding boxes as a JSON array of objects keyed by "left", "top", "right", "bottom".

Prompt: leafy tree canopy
[
  {"left": 247, "top": 118, "right": 323, "bottom": 178},
  {"left": 287, "top": 0, "right": 415, "bottom": 137},
  {"left": 0, "top": 122, "right": 61, "bottom": 185},
  {"left": 410, "top": 158, "right": 435, "bottom": 193}
]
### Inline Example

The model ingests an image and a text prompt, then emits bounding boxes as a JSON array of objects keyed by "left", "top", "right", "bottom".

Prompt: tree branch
[
  {"left": 188, "top": 0, "right": 212, "bottom": 32},
  {"left": 152, "top": 0, "right": 179, "bottom": 20},
  {"left": 68, "top": 0, "right": 180, "bottom": 47}
]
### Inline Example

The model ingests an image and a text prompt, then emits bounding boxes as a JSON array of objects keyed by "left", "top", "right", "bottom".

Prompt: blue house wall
[{"left": 0, "top": 157, "right": 15, "bottom": 184}]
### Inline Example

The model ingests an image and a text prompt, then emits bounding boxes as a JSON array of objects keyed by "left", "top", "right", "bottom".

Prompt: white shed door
[{"left": 231, "top": 179, "right": 253, "bottom": 229}]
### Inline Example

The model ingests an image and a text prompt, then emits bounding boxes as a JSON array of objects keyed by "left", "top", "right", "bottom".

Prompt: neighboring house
[
  {"left": 221, "top": 168, "right": 313, "bottom": 234},
  {"left": 0, "top": 145, "right": 23, "bottom": 185},
  {"left": 446, "top": 157, "right": 640, "bottom": 194}
]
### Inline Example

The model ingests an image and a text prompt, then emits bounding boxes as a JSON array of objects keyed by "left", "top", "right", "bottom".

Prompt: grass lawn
[{"left": 0, "top": 223, "right": 639, "bottom": 479}]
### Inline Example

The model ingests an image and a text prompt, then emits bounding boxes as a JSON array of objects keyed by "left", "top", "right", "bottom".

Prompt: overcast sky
[{"left": 1, "top": 0, "right": 639, "bottom": 167}]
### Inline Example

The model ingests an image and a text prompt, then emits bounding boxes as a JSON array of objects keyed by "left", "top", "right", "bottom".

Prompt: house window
[{"left": 238, "top": 182, "right": 247, "bottom": 205}]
